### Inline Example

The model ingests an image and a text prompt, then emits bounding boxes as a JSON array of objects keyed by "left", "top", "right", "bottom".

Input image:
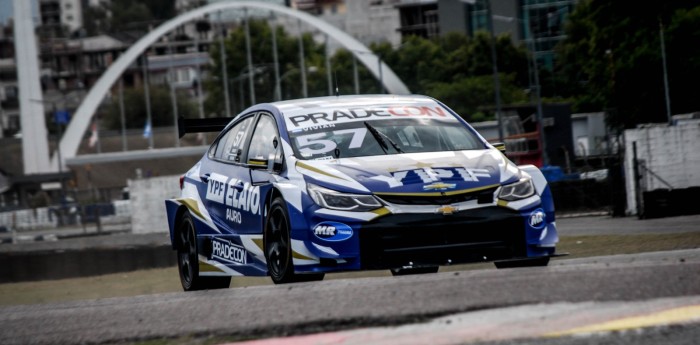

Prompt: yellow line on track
[{"left": 546, "top": 305, "right": 700, "bottom": 337}]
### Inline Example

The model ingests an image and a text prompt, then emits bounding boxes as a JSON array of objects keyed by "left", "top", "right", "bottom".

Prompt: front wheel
[
  {"left": 265, "top": 198, "right": 296, "bottom": 284},
  {"left": 177, "top": 211, "right": 231, "bottom": 291},
  {"left": 265, "top": 197, "right": 324, "bottom": 284}
]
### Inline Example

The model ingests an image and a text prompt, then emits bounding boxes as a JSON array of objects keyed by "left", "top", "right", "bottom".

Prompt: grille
[
  {"left": 359, "top": 207, "right": 525, "bottom": 269},
  {"left": 376, "top": 187, "right": 497, "bottom": 205}
]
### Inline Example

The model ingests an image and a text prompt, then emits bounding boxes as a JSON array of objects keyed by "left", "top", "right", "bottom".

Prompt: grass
[{"left": 0, "top": 233, "right": 698, "bottom": 307}]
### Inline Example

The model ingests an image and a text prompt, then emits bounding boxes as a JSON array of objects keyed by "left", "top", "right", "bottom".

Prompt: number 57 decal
[{"left": 296, "top": 128, "right": 367, "bottom": 155}]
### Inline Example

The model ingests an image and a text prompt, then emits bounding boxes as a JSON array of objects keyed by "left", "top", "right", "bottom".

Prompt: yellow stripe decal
[
  {"left": 177, "top": 198, "right": 205, "bottom": 220},
  {"left": 375, "top": 184, "right": 500, "bottom": 197},
  {"left": 546, "top": 305, "right": 700, "bottom": 337},
  {"left": 292, "top": 250, "right": 315, "bottom": 261},
  {"left": 251, "top": 238, "right": 264, "bottom": 251},
  {"left": 371, "top": 207, "right": 391, "bottom": 217},
  {"left": 296, "top": 162, "right": 347, "bottom": 181},
  {"left": 198, "top": 260, "right": 224, "bottom": 273}
]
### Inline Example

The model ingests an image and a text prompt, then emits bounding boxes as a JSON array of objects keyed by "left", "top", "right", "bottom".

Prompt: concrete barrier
[
  {"left": 0, "top": 245, "right": 175, "bottom": 283},
  {"left": 128, "top": 175, "right": 181, "bottom": 234}
]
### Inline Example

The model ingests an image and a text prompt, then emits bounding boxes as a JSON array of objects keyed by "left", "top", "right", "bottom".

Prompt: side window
[
  {"left": 247, "top": 114, "right": 279, "bottom": 164},
  {"left": 212, "top": 116, "right": 254, "bottom": 162}
]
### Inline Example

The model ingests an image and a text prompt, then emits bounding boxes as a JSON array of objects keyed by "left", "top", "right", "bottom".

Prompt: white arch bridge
[{"left": 56, "top": 1, "right": 410, "bottom": 169}]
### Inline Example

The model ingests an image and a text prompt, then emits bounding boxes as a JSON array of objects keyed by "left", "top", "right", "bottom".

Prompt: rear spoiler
[{"left": 178, "top": 117, "right": 231, "bottom": 138}]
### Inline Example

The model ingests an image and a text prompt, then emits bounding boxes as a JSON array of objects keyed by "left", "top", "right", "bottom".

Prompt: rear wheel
[
  {"left": 390, "top": 266, "right": 439, "bottom": 276},
  {"left": 265, "top": 197, "right": 324, "bottom": 284},
  {"left": 177, "top": 211, "right": 231, "bottom": 291}
]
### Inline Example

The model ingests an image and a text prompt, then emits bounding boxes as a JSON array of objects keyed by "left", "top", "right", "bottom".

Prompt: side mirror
[
  {"left": 247, "top": 157, "right": 284, "bottom": 173},
  {"left": 248, "top": 136, "right": 284, "bottom": 171},
  {"left": 247, "top": 158, "right": 269, "bottom": 169},
  {"left": 491, "top": 142, "right": 506, "bottom": 154}
]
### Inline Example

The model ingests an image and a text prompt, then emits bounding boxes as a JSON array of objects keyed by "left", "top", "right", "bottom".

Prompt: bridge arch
[{"left": 56, "top": 1, "right": 411, "bottom": 168}]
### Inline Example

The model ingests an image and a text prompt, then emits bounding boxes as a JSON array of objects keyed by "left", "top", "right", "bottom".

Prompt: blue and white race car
[{"left": 165, "top": 94, "right": 559, "bottom": 290}]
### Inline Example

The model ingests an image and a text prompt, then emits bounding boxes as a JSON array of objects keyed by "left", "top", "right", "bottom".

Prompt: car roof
[
  {"left": 271, "top": 94, "right": 439, "bottom": 113},
  {"left": 229, "top": 94, "right": 458, "bottom": 135}
]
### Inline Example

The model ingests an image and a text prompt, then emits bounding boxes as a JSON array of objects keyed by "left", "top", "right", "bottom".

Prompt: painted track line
[{"left": 223, "top": 297, "right": 700, "bottom": 345}]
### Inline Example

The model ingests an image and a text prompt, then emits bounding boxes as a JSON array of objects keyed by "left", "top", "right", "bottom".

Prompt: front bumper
[
  {"left": 298, "top": 206, "right": 556, "bottom": 272},
  {"left": 359, "top": 207, "right": 527, "bottom": 269}
]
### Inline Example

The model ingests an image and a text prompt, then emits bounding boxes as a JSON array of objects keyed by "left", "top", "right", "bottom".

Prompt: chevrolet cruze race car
[{"left": 165, "top": 94, "right": 559, "bottom": 291}]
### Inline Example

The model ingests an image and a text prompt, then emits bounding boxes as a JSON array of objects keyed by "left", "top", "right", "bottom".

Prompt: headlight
[
  {"left": 498, "top": 177, "right": 535, "bottom": 201},
  {"left": 307, "top": 183, "right": 382, "bottom": 211}
]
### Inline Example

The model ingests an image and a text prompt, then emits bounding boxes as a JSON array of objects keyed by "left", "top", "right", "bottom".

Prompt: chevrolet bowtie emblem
[
  {"left": 437, "top": 205, "right": 457, "bottom": 215},
  {"left": 423, "top": 182, "right": 456, "bottom": 191}
]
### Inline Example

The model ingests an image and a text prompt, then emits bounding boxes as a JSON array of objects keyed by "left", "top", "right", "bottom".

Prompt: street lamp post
[
  {"left": 270, "top": 13, "right": 282, "bottom": 101},
  {"left": 377, "top": 54, "right": 384, "bottom": 94},
  {"left": 244, "top": 8, "right": 255, "bottom": 105},
  {"left": 118, "top": 78, "right": 127, "bottom": 151},
  {"left": 325, "top": 33, "right": 333, "bottom": 96},
  {"left": 524, "top": 21, "right": 548, "bottom": 167},
  {"left": 352, "top": 54, "right": 360, "bottom": 94},
  {"left": 218, "top": 10, "right": 232, "bottom": 118},
  {"left": 491, "top": 11, "right": 549, "bottom": 166},
  {"left": 167, "top": 35, "right": 180, "bottom": 148},
  {"left": 659, "top": 19, "right": 672, "bottom": 125},
  {"left": 141, "top": 53, "right": 154, "bottom": 149},
  {"left": 485, "top": 0, "right": 504, "bottom": 143},
  {"left": 298, "top": 19, "right": 308, "bottom": 98}
]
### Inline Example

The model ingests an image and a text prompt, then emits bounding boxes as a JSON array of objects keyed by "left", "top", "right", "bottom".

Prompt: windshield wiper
[{"left": 364, "top": 121, "right": 404, "bottom": 154}]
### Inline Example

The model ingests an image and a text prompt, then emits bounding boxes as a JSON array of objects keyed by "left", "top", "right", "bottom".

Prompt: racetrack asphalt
[
  {"left": 0, "top": 213, "right": 699, "bottom": 344},
  {"left": 2, "top": 212, "right": 699, "bottom": 253}
]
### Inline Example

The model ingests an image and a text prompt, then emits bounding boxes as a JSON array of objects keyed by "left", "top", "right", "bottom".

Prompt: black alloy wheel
[
  {"left": 265, "top": 197, "right": 296, "bottom": 284},
  {"left": 177, "top": 211, "right": 231, "bottom": 291},
  {"left": 264, "top": 198, "right": 325, "bottom": 284}
]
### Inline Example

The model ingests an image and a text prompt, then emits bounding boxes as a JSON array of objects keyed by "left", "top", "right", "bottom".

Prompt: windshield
[{"left": 287, "top": 117, "right": 484, "bottom": 160}]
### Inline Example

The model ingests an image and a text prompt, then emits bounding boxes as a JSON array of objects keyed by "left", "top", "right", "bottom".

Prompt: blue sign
[{"left": 54, "top": 110, "right": 70, "bottom": 125}]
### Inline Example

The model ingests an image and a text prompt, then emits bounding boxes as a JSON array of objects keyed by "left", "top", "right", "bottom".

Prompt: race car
[{"left": 165, "top": 94, "right": 559, "bottom": 291}]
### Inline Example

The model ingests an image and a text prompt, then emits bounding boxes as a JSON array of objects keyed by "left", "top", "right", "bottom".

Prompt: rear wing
[{"left": 177, "top": 117, "right": 231, "bottom": 138}]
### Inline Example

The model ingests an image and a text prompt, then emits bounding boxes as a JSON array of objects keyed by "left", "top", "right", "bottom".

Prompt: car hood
[{"left": 295, "top": 150, "right": 519, "bottom": 194}]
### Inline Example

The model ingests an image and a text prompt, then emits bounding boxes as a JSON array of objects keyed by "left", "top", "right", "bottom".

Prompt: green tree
[
  {"left": 205, "top": 20, "right": 328, "bottom": 116},
  {"left": 381, "top": 31, "right": 530, "bottom": 121},
  {"left": 203, "top": 20, "right": 532, "bottom": 123},
  {"left": 102, "top": 86, "right": 197, "bottom": 130},
  {"left": 554, "top": 0, "right": 700, "bottom": 129}
]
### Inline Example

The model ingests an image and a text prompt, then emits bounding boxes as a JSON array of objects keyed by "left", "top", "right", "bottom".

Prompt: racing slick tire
[
  {"left": 390, "top": 266, "right": 439, "bottom": 276},
  {"left": 265, "top": 197, "right": 324, "bottom": 284},
  {"left": 176, "top": 211, "right": 231, "bottom": 291}
]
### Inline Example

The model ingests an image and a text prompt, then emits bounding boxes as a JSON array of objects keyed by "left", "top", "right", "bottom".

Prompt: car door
[
  {"left": 199, "top": 114, "right": 256, "bottom": 235},
  {"left": 239, "top": 112, "right": 284, "bottom": 233},
  {"left": 200, "top": 111, "right": 282, "bottom": 236}
]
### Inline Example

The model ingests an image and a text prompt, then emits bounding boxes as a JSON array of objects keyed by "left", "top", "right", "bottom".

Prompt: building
[
  {"left": 434, "top": 0, "right": 577, "bottom": 70},
  {"left": 38, "top": 0, "right": 84, "bottom": 36},
  {"left": 392, "top": 0, "right": 576, "bottom": 70},
  {"left": 0, "top": 22, "right": 19, "bottom": 138},
  {"left": 396, "top": 0, "right": 440, "bottom": 39}
]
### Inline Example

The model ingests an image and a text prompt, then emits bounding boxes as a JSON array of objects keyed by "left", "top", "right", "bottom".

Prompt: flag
[
  {"left": 54, "top": 110, "right": 70, "bottom": 125},
  {"left": 143, "top": 121, "right": 152, "bottom": 139},
  {"left": 88, "top": 121, "right": 99, "bottom": 148}
]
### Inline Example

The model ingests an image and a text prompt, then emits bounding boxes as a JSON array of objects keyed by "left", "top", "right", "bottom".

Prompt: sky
[{"left": 0, "top": 0, "right": 39, "bottom": 26}]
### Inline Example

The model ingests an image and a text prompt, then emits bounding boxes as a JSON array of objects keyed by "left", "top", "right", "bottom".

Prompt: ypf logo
[
  {"left": 528, "top": 208, "right": 546, "bottom": 229},
  {"left": 313, "top": 222, "right": 353, "bottom": 241}
]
